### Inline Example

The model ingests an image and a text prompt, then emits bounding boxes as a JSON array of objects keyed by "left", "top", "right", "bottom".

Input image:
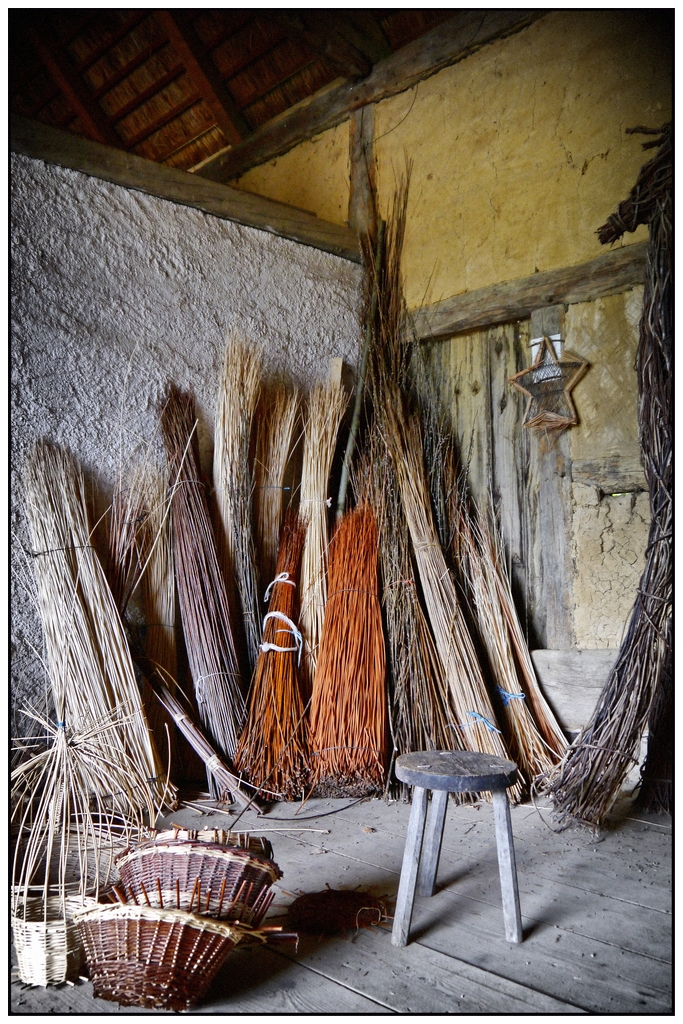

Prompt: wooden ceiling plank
[
  {"left": 90, "top": 35, "right": 170, "bottom": 99},
  {"left": 154, "top": 10, "right": 249, "bottom": 145},
  {"left": 275, "top": 12, "right": 373, "bottom": 81},
  {"left": 11, "top": 116, "right": 361, "bottom": 264},
  {"left": 71, "top": 11, "right": 148, "bottom": 73},
  {"left": 105, "top": 66, "right": 185, "bottom": 124},
  {"left": 26, "top": 26, "right": 122, "bottom": 148},
  {"left": 119, "top": 93, "right": 203, "bottom": 150},
  {"left": 412, "top": 243, "right": 649, "bottom": 341},
  {"left": 195, "top": 10, "right": 544, "bottom": 183}
]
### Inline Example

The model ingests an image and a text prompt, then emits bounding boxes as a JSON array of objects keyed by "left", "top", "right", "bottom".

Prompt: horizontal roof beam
[
  {"left": 11, "top": 115, "right": 361, "bottom": 263},
  {"left": 195, "top": 10, "right": 544, "bottom": 184}
]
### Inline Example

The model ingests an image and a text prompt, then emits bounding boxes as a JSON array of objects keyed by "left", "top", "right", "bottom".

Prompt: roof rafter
[
  {"left": 195, "top": 10, "right": 544, "bottom": 184},
  {"left": 154, "top": 10, "right": 250, "bottom": 145},
  {"left": 274, "top": 12, "right": 373, "bottom": 82}
]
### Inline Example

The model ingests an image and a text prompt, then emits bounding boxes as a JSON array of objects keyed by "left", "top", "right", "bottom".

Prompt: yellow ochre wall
[{"left": 230, "top": 10, "right": 671, "bottom": 311}]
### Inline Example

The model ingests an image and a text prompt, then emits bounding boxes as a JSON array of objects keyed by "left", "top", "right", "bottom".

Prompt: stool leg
[
  {"left": 391, "top": 786, "right": 428, "bottom": 947},
  {"left": 416, "top": 788, "right": 449, "bottom": 896},
  {"left": 492, "top": 789, "right": 523, "bottom": 943}
]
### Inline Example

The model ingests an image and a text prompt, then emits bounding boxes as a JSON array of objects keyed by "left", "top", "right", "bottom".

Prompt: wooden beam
[
  {"left": 345, "top": 12, "right": 392, "bottom": 63},
  {"left": 196, "top": 10, "right": 543, "bottom": 183},
  {"left": 348, "top": 105, "right": 377, "bottom": 244},
  {"left": 26, "top": 27, "right": 122, "bottom": 149},
  {"left": 275, "top": 13, "right": 373, "bottom": 82},
  {"left": 11, "top": 116, "right": 361, "bottom": 263},
  {"left": 153, "top": 10, "right": 249, "bottom": 145},
  {"left": 413, "top": 242, "right": 649, "bottom": 341}
]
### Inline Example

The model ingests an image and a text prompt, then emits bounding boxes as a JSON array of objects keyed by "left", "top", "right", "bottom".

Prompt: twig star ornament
[{"left": 509, "top": 336, "right": 588, "bottom": 431}]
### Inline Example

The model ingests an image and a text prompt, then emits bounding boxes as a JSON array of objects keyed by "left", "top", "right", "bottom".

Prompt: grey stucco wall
[{"left": 11, "top": 152, "right": 362, "bottom": 716}]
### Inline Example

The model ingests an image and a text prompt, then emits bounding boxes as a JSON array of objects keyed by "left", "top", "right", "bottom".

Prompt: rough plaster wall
[
  {"left": 567, "top": 289, "right": 649, "bottom": 647},
  {"left": 11, "top": 152, "right": 362, "bottom": 715},
  {"left": 231, "top": 121, "right": 351, "bottom": 227},
  {"left": 571, "top": 486, "right": 650, "bottom": 649},
  {"left": 373, "top": 9, "right": 671, "bottom": 309}
]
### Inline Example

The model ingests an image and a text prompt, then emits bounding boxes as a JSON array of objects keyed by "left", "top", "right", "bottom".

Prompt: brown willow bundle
[
  {"left": 298, "top": 380, "right": 348, "bottom": 697},
  {"left": 22, "top": 439, "right": 165, "bottom": 806},
  {"left": 160, "top": 386, "right": 246, "bottom": 781},
  {"left": 309, "top": 504, "right": 387, "bottom": 791},
  {"left": 368, "top": 175, "right": 518, "bottom": 797},
  {"left": 253, "top": 383, "right": 299, "bottom": 588},
  {"left": 456, "top": 503, "right": 566, "bottom": 787},
  {"left": 235, "top": 511, "right": 309, "bottom": 799},
  {"left": 213, "top": 335, "right": 263, "bottom": 673},
  {"left": 545, "top": 126, "right": 672, "bottom": 826},
  {"left": 355, "top": 433, "right": 460, "bottom": 801}
]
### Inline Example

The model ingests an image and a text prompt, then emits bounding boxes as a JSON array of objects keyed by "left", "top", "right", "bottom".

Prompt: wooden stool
[{"left": 391, "top": 750, "right": 523, "bottom": 947}]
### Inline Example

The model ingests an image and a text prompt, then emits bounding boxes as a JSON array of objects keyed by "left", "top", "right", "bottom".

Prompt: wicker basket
[
  {"left": 12, "top": 895, "right": 98, "bottom": 986},
  {"left": 147, "top": 826, "right": 273, "bottom": 860},
  {"left": 116, "top": 841, "right": 281, "bottom": 924},
  {"left": 73, "top": 902, "right": 255, "bottom": 1010}
]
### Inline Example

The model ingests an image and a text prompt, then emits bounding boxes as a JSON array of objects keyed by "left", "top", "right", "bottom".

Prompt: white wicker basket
[{"left": 12, "top": 895, "right": 98, "bottom": 987}]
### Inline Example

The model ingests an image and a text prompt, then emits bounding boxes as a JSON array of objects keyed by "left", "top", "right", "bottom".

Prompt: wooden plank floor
[{"left": 11, "top": 791, "right": 671, "bottom": 1015}]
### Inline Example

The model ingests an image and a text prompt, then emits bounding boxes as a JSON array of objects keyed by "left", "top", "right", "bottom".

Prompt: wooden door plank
[{"left": 11, "top": 115, "right": 362, "bottom": 263}]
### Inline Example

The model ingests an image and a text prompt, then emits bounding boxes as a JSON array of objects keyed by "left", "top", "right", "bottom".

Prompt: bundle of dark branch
[
  {"left": 545, "top": 126, "right": 672, "bottom": 825},
  {"left": 160, "top": 386, "right": 246, "bottom": 791},
  {"left": 214, "top": 335, "right": 263, "bottom": 674},
  {"left": 253, "top": 383, "right": 299, "bottom": 589},
  {"left": 309, "top": 504, "right": 387, "bottom": 794},
  {"left": 235, "top": 510, "right": 309, "bottom": 799},
  {"left": 369, "top": 175, "right": 518, "bottom": 797},
  {"left": 355, "top": 431, "right": 462, "bottom": 801}
]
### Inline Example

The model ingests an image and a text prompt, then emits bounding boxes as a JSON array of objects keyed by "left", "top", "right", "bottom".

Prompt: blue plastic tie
[
  {"left": 497, "top": 686, "right": 526, "bottom": 707},
  {"left": 466, "top": 711, "right": 502, "bottom": 734}
]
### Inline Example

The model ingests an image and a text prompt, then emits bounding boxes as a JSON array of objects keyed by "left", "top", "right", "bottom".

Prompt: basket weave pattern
[
  {"left": 12, "top": 896, "right": 98, "bottom": 986},
  {"left": 116, "top": 842, "right": 281, "bottom": 924},
  {"left": 74, "top": 903, "right": 252, "bottom": 1011}
]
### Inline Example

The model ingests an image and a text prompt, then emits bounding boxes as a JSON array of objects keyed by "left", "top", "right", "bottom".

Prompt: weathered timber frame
[
  {"left": 11, "top": 115, "right": 361, "bottom": 263},
  {"left": 412, "top": 243, "right": 648, "bottom": 340},
  {"left": 196, "top": 10, "right": 543, "bottom": 183}
]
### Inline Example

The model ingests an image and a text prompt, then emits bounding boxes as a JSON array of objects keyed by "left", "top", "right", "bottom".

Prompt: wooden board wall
[{"left": 422, "top": 319, "right": 575, "bottom": 650}]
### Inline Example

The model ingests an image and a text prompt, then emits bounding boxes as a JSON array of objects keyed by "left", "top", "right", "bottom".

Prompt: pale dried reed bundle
[
  {"left": 384, "top": 410, "right": 519, "bottom": 799},
  {"left": 160, "top": 386, "right": 246, "bottom": 780},
  {"left": 213, "top": 335, "right": 263, "bottom": 672},
  {"left": 357, "top": 435, "right": 461, "bottom": 800},
  {"left": 299, "top": 381, "right": 348, "bottom": 696},
  {"left": 456, "top": 504, "right": 565, "bottom": 787},
  {"left": 235, "top": 510, "right": 309, "bottom": 799},
  {"left": 253, "top": 383, "right": 299, "bottom": 587},
  {"left": 309, "top": 504, "right": 387, "bottom": 793},
  {"left": 22, "top": 440, "right": 165, "bottom": 805}
]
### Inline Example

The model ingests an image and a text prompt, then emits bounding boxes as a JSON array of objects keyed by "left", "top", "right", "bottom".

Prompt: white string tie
[
  {"left": 264, "top": 572, "right": 295, "bottom": 602},
  {"left": 260, "top": 611, "right": 303, "bottom": 664}
]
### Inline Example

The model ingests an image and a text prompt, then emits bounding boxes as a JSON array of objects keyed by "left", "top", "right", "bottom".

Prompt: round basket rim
[
  {"left": 116, "top": 842, "right": 281, "bottom": 879},
  {"left": 72, "top": 901, "right": 260, "bottom": 939}
]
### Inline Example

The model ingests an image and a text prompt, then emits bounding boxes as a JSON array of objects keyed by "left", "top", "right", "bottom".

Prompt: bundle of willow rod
[
  {"left": 545, "top": 126, "right": 672, "bottom": 826},
  {"left": 160, "top": 386, "right": 246, "bottom": 781},
  {"left": 137, "top": 467, "right": 179, "bottom": 770},
  {"left": 456, "top": 502, "right": 566, "bottom": 787},
  {"left": 368, "top": 175, "right": 518, "bottom": 796},
  {"left": 213, "top": 335, "right": 263, "bottom": 673},
  {"left": 253, "top": 383, "right": 299, "bottom": 588},
  {"left": 143, "top": 669, "right": 254, "bottom": 811},
  {"left": 235, "top": 510, "right": 309, "bottom": 799},
  {"left": 22, "top": 439, "right": 165, "bottom": 806},
  {"left": 309, "top": 503, "right": 387, "bottom": 791},
  {"left": 354, "top": 432, "right": 461, "bottom": 800},
  {"left": 298, "top": 380, "right": 348, "bottom": 697}
]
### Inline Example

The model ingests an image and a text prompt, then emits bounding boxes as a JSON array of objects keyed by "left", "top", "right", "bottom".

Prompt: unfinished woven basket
[
  {"left": 116, "top": 841, "right": 282, "bottom": 924},
  {"left": 12, "top": 895, "right": 98, "bottom": 987},
  {"left": 148, "top": 826, "right": 273, "bottom": 860},
  {"left": 74, "top": 902, "right": 256, "bottom": 1011}
]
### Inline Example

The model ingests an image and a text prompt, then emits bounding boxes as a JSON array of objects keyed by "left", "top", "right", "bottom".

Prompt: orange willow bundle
[
  {"left": 309, "top": 504, "right": 387, "bottom": 793},
  {"left": 235, "top": 511, "right": 308, "bottom": 799}
]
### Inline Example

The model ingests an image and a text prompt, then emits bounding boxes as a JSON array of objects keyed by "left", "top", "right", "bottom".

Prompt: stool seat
[
  {"left": 391, "top": 749, "right": 523, "bottom": 948},
  {"left": 395, "top": 751, "right": 518, "bottom": 792}
]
